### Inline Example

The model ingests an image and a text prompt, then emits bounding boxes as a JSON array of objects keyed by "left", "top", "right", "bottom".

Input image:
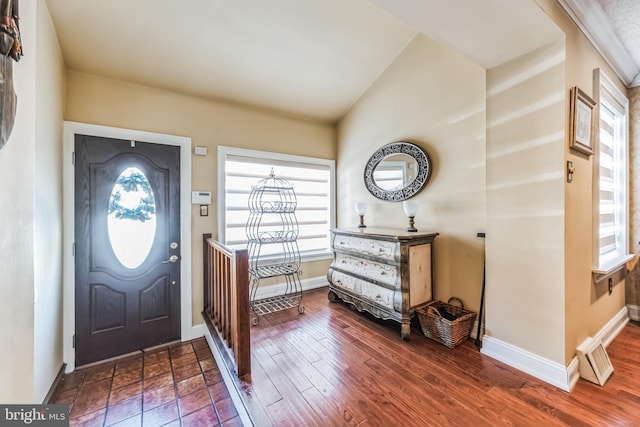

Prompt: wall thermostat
[{"left": 191, "top": 191, "right": 212, "bottom": 204}]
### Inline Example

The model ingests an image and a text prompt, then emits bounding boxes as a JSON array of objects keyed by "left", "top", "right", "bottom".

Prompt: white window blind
[
  {"left": 218, "top": 147, "right": 335, "bottom": 259},
  {"left": 372, "top": 161, "right": 406, "bottom": 191},
  {"left": 594, "top": 70, "right": 629, "bottom": 272}
]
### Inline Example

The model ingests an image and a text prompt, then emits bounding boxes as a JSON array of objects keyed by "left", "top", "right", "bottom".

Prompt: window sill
[
  {"left": 592, "top": 254, "right": 636, "bottom": 283},
  {"left": 254, "top": 250, "right": 333, "bottom": 266},
  {"left": 301, "top": 251, "right": 334, "bottom": 263}
]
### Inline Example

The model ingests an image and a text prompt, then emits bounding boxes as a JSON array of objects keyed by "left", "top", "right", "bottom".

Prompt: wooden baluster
[{"left": 201, "top": 234, "right": 251, "bottom": 380}]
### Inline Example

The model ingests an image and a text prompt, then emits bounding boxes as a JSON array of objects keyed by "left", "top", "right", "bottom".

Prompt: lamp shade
[
  {"left": 355, "top": 202, "right": 367, "bottom": 215},
  {"left": 403, "top": 200, "right": 419, "bottom": 217}
]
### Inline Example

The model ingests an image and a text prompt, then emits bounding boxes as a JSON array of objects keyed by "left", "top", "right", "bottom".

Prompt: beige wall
[
  {"left": 337, "top": 2, "right": 629, "bottom": 368},
  {"left": 486, "top": 40, "right": 566, "bottom": 363},
  {"left": 0, "top": 1, "right": 36, "bottom": 403},
  {"left": 337, "top": 34, "right": 486, "bottom": 311},
  {"left": 3, "top": 0, "right": 629, "bottom": 399},
  {"left": 536, "top": 0, "right": 629, "bottom": 364},
  {"left": 64, "top": 71, "right": 336, "bottom": 325},
  {"left": 627, "top": 87, "right": 640, "bottom": 315},
  {"left": 0, "top": 0, "right": 64, "bottom": 403},
  {"left": 34, "top": 1, "right": 66, "bottom": 402}
]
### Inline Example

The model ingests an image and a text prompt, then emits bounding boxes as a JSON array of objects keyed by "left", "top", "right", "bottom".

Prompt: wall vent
[{"left": 576, "top": 337, "right": 613, "bottom": 386}]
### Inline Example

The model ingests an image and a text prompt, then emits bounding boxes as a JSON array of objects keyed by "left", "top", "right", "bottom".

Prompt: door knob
[{"left": 162, "top": 255, "right": 180, "bottom": 264}]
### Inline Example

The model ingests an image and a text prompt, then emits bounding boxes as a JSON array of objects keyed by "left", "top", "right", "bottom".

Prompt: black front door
[{"left": 74, "top": 134, "right": 181, "bottom": 366}]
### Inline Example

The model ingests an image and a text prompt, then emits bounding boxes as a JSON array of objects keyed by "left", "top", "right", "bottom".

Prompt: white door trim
[{"left": 63, "top": 121, "right": 192, "bottom": 372}]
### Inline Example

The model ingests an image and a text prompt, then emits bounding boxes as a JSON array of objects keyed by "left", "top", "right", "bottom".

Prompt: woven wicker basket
[{"left": 415, "top": 298, "right": 476, "bottom": 348}]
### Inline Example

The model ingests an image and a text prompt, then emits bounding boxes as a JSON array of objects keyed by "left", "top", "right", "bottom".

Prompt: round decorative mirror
[{"left": 364, "top": 141, "right": 432, "bottom": 201}]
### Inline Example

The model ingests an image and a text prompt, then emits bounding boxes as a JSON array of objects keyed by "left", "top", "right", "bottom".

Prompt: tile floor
[{"left": 49, "top": 337, "right": 242, "bottom": 427}]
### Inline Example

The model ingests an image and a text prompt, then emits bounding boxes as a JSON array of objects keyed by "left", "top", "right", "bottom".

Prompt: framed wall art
[{"left": 569, "top": 86, "right": 596, "bottom": 156}]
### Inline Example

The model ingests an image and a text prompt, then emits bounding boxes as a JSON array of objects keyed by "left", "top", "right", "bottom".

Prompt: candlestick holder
[
  {"left": 403, "top": 200, "right": 419, "bottom": 232},
  {"left": 355, "top": 202, "right": 367, "bottom": 228}
]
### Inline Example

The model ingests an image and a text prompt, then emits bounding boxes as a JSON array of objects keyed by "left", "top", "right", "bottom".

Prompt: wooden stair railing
[{"left": 202, "top": 234, "right": 251, "bottom": 379}]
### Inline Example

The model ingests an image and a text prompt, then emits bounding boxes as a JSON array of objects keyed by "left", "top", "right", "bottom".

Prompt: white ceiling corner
[
  {"left": 369, "top": 0, "right": 563, "bottom": 69},
  {"left": 557, "top": 0, "right": 640, "bottom": 88}
]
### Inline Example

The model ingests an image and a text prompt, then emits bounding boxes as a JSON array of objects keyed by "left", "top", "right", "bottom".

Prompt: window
[
  {"left": 593, "top": 69, "right": 630, "bottom": 273},
  {"left": 373, "top": 161, "right": 406, "bottom": 191},
  {"left": 108, "top": 166, "right": 156, "bottom": 269},
  {"left": 218, "top": 146, "right": 335, "bottom": 260}
]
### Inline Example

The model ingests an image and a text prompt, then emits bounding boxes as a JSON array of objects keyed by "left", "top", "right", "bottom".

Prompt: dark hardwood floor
[{"left": 234, "top": 287, "right": 640, "bottom": 426}]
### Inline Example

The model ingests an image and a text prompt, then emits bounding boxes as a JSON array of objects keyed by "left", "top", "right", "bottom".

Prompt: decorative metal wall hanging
[{"left": 0, "top": 0, "right": 22, "bottom": 150}]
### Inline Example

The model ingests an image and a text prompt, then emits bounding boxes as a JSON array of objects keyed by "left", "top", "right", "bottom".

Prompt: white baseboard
[
  {"left": 188, "top": 277, "right": 328, "bottom": 342},
  {"left": 189, "top": 323, "right": 205, "bottom": 341},
  {"left": 481, "top": 337, "right": 572, "bottom": 392},
  {"left": 626, "top": 304, "right": 640, "bottom": 321},
  {"left": 595, "top": 306, "right": 629, "bottom": 347},
  {"left": 253, "top": 276, "right": 328, "bottom": 300},
  {"left": 481, "top": 306, "right": 629, "bottom": 392},
  {"left": 567, "top": 356, "right": 580, "bottom": 390}
]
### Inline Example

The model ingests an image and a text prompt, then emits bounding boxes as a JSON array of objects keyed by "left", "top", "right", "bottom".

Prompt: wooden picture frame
[{"left": 569, "top": 86, "right": 596, "bottom": 156}]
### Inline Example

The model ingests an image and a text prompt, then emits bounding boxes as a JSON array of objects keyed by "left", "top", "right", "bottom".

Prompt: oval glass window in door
[{"left": 107, "top": 167, "right": 157, "bottom": 269}]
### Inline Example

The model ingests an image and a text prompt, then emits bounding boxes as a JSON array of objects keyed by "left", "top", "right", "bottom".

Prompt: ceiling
[
  {"left": 558, "top": 0, "right": 640, "bottom": 87},
  {"left": 47, "top": 0, "right": 629, "bottom": 124}
]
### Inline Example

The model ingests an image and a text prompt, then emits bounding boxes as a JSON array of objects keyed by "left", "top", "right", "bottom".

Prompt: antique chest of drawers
[{"left": 327, "top": 228, "right": 438, "bottom": 340}]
